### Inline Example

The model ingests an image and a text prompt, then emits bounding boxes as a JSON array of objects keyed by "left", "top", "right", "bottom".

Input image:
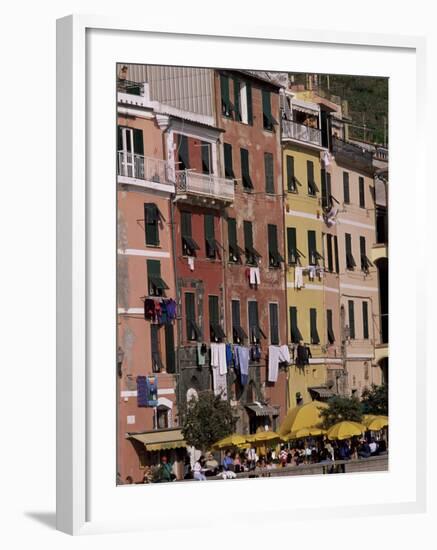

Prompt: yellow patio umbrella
[
  {"left": 245, "top": 430, "right": 280, "bottom": 444},
  {"left": 326, "top": 421, "right": 366, "bottom": 441},
  {"left": 212, "top": 434, "right": 247, "bottom": 449},
  {"left": 286, "top": 426, "right": 327, "bottom": 440},
  {"left": 278, "top": 401, "right": 328, "bottom": 436},
  {"left": 364, "top": 415, "right": 389, "bottom": 431}
]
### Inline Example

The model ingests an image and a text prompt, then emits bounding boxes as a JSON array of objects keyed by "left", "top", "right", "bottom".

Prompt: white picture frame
[{"left": 56, "top": 14, "right": 427, "bottom": 535}]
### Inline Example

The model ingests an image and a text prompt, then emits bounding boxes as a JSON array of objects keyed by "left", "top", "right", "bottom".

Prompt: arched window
[{"left": 156, "top": 405, "right": 170, "bottom": 429}]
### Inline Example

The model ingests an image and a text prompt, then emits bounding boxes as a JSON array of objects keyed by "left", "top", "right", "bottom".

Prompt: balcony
[
  {"left": 175, "top": 170, "right": 234, "bottom": 204},
  {"left": 282, "top": 120, "right": 322, "bottom": 147},
  {"left": 332, "top": 137, "right": 374, "bottom": 173},
  {"left": 117, "top": 152, "right": 174, "bottom": 192}
]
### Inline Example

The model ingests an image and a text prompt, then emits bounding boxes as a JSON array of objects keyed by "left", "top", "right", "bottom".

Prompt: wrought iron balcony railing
[
  {"left": 117, "top": 152, "right": 170, "bottom": 184},
  {"left": 282, "top": 120, "right": 322, "bottom": 146},
  {"left": 175, "top": 170, "right": 235, "bottom": 203}
]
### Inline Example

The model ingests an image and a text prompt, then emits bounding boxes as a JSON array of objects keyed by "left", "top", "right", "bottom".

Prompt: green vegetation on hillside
[{"left": 291, "top": 73, "right": 388, "bottom": 145}]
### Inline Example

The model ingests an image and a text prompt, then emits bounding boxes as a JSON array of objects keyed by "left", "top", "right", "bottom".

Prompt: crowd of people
[{"left": 118, "top": 433, "right": 387, "bottom": 484}]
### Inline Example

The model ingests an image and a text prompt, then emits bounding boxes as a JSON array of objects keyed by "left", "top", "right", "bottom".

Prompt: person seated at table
[
  {"left": 369, "top": 438, "right": 379, "bottom": 456},
  {"left": 377, "top": 437, "right": 387, "bottom": 453},
  {"left": 204, "top": 452, "right": 219, "bottom": 476},
  {"left": 222, "top": 450, "right": 234, "bottom": 472},
  {"left": 357, "top": 440, "right": 371, "bottom": 459},
  {"left": 233, "top": 453, "right": 242, "bottom": 473}
]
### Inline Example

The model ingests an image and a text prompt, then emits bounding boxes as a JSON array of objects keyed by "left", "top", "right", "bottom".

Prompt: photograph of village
[{"left": 116, "top": 64, "right": 389, "bottom": 485}]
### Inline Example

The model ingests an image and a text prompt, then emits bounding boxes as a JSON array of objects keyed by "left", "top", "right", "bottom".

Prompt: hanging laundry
[
  {"left": 165, "top": 298, "right": 177, "bottom": 322},
  {"left": 278, "top": 344, "right": 291, "bottom": 364},
  {"left": 295, "top": 266, "right": 304, "bottom": 289},
  {"left": 268, "top": 345, "right": 281, "bottom": 382},
  {"left": 188, "top": 256, "right": 195, "bottom": 271},
  {"left": 296, "top": 344, "right": 310, "bottom": 366},
  {"left": 225, "top": 343, "right": 233, "bottom": 366},
  {"left": 234, "top": 345, "right": 250, "bottom": 386},
  {"left": 197, "top": 343, "right": 206, "bottom": 366},
  {"left": 212, "top": 365, "right": 227, "bottom": 400},
  {"left": 155, "top": 301, "right": 163, "bottom": 324},
  {"left": 249, "top": 267, "right": 261, "bottom": 285},
  {"left": 323, "top": 207, "right": 338, "bottom": 227},
  {"left": 323, "top": 151, "right": 331, "bottom": 167},
  {"left": 144, "top": 298, "right": 156, "bottom": 320},
  {"left": 210, "top": 342, "right": 227, "bottom": 375},
  {"left": 250, "top": 344, "right": 261, "bottom": 362}
]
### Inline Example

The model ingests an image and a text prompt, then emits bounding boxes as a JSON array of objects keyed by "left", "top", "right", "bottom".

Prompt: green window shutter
[
  {"left": 321, "top": 168, "right": 327, "bottom": 207},
  {"left": 243, "top": 220, "right": 253, "bottom": 251},
  {"left": 233, "top": 78, "right": 241, "bottom": 121},
  {"left": 209, "top": 295, "right": 223, "bottom": 341},
  {"left": 289, "top": 306, "right": 302, "bottom": 343},
  {"left": 268, "top": 224, "right": 282, "bottom": 266},
  {"left": 345, "top": 233, "right": 356, "bottom": 269},
  {"left": 232, "top": 300, "right": 241, "bottom": 327},
  {"left": 228, "top": 218, "right": 237, "bottom": 249},
  {"left": 240, "top": 148, "right": 253, "bottom": 189},
  {"left": 268, "top": 224, "right": 278, "bottom": 253},
  {"left": 327, "top": 309, "right": 335, "bottom": 344},
  {"left": 307, "top": 230, "right": 317, "bottom": 265},
  {"left": 360, "top": 236, "right": 366, "bottom": 258},
  {"left": 326, "top": 234, "right": 333, "bottom": 271},
  {"left": 224, "top": 143, "right": 234, "bottom": 178},
  {"left": 147, "top": 259, "right": 160, "bottom": 295},
  {"left": 264, "top": 152, "right": 274, "bottom": 193},
  {"left": 144, "top": 203, "right": 159, "bottom": 246},
  {"left": 246, "top": 82, "right": 253, "bottom": 124},
  {"left": 133, "top": 128, "right": 144, "bottom": 156},
  {"left": 151, "top": 324, "right": 162, "bottom": 373},
  {"left": 287, "top": 227, "right": 297, "bottom": 264},
  {"left": 262, "top": 90, "right": 272, "bottom": 129},
  {"left": 209, "top": 296, "right": 219, "bottom": 326},
  {"left": 185, "top": 292, "right": 196, "bottom": 341},
  {"left": 248, "top": 301, "right": 261, "bottom": 342},
  {"left": 307, "top": 160, "right": 316, "bottom": 195},
  {"left": 147, "top": 259, "right": 161, "bottom": 278},
  {"left": 327, "top": 172, "right": 332, "bottom": 200},
  {"left": 287, "top": 156, "right": 296, "bottom": 192},
  {"left": 269, "top": 303, "right": 279, "bottom": 345},
  {"left": 181, "top": 211, "right": 192, "bottom": 237},
  {"left": 359, "top": 177, "right": 365, "bottom": 208},
  {"left": 164, "top": 324, "right": 176, "bottom": 373},
  {"left": 362, "top": 301, "right": 369, "bottom": 339},
  {"left": 220, "top": 74, "right": 231, "bottom": 117},
  {"left": 231, "top": 299, "right": 247, "bottom": 343},
  {"left": 204, "top": 214, "right": 215, "bottom": 241},
  {"left": 334, "top": 235, "right": 340, "bottom": 273},
  {"left": 343, "top": 172, "right": 350, "bottom": 204},
  {"left": 201, "top": 141, "right": 210, "bottom": 174},
  {"left": 178, "top": 134, "right": 189, "bottom": 170},
  {"left": 204, "top": 214, "right": 216, "bottom": 258},
  {"left": 348, "top": 300, "right": 355, "bottom": 339},
  {"left": 310, "top": 308, "right": 320, "bottom": 345},
  {"left": 117, "top": 126, "right": 123, "bottom": 151}
]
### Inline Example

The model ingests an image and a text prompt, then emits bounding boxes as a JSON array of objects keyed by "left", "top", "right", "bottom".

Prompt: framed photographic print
[{"left": 57, "top": 15, "right": 427, "bottom": 535}]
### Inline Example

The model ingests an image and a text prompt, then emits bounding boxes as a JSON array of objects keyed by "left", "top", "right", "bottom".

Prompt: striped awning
[
  {"left": 129, "top": 429, "right": 186, "bottom": 451},
  {"left": 291, "top": 97, "right": 320, "bottom": 115},
  {"left": 308, "top": 386, "right": 335, "bottom": 399},
  {"left": 246, "top": 404, "right": 280, "bottom": 417}
]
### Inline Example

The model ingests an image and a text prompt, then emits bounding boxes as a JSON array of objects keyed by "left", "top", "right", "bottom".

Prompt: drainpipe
[{"left": 162, "top": 123, "right": 184, "bottom": 414}]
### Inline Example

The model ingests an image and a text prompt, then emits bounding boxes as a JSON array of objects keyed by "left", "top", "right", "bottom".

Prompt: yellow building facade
[{"left": 283, "top": 140, "right": 328, "bottom": 408}]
